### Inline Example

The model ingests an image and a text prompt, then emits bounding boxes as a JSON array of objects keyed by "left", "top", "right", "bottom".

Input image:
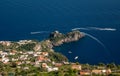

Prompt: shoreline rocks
[{"left": 49, "top": 30, "right": 85, "bottom": 46}]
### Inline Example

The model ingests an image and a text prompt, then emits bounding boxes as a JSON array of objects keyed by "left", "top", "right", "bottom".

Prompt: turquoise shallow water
[{"left": 0, "top": 0, "right": 120, "bottom": 64}]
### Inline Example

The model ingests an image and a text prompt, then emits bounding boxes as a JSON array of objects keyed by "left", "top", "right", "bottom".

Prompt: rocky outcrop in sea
[{"left": 49, "top": 30, "right": 85, "bottom": 46}]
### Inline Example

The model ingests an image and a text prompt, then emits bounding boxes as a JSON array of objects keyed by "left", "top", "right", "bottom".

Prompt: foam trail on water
[
  {"left": 88, "top": 27, "right": 117, "bottom": 31},
  {"left": 72, "top": 28, "right": 89, "bottom": 30},
  {"left": 30, "top": 31, "right": 49, "bottom": 35},
  {"left": 72, "top": 27, "right": 117, "bottom": 31},
  {"left": 81, "top": 32, "right": 106, "bottom": 48},
  {"left": 82, "top": 32, "right": 114, "bottom": 62}
]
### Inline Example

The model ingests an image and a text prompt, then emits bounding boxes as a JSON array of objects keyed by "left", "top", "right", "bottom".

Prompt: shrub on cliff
[
  {"left": 17, "top": 43, "right": 36, "bottom": 51},
  {"left": 49, "top": 51, "right": 68, "bottom": 62}
]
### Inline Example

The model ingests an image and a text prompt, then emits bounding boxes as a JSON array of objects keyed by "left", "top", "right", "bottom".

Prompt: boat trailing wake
[
  {"left": 81, "top": 32, "right": 106, "bottom": 48},
  {"left": 72, "top": 28, "right": 90, "bottom": 31},
  {"left": 72, "top": 27, "right": 117, "bottom": 31},
  {"left": 30, "top": 31, "right": 49, "bottom": 35},
  {"left": 89, "top": 27, "right": 116, "bottom": 31},
  {"left": 81, "top": 32, "right": 114, "bottom": 61}
]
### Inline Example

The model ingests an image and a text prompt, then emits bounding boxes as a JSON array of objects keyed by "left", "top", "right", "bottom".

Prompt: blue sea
[{"left": 0, "top": 0, "right": 120, "bottom": 64}]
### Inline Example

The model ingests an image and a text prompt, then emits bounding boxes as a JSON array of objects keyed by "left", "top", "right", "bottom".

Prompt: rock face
[{"left": 49, "top": 30, "right": 85, "bottom": 46}]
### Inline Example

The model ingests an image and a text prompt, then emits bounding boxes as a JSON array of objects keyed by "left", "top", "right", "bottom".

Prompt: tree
[
  {"left": 0, "top": 62, "right": 4, "bottom": 72},
  {"left": 98, "top": 63, "right": 105, "bottom": 67},
  {"left": 76, "top": 62, "right": 80, "bottom": 65},
  {"left": 17, "top": 43, "right": 35, "bottom": 51},
  {"left": 49, "top": 52, "right": 68, "bottom": 62},
  {"left": 107, "top": 63, "right": 117, "bottom": 69}
]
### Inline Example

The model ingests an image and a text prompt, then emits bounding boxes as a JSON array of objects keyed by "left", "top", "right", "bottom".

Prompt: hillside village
[{"left": 0, "top": 31, "right": 120, "bottom": 76}]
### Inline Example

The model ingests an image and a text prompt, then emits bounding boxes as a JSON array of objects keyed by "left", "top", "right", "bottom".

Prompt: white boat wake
[
  {"left": 81, "top": 32, "right": 106, "bottom": 48},
  {"left": 72, "top": 27, "right": 117, "bottom": 31},
  {"left": 30, "top": 31, "right": 49, "bottom": 35},
  {"left": 80, "top": 32, "right": 113, "bottom": 61},
  {"left": 89, "top": 27, "right": 116, "bottom": 31},
  {"left": 72, "top": 28, "right": 90, "bottom": 31}
]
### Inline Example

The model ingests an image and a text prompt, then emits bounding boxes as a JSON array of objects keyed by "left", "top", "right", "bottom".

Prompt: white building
[{"left": 2, "top": 57, "right": 9, "bottom": 63}]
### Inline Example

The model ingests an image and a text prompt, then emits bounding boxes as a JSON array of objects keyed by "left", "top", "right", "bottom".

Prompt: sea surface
[{"left": 0, "top": 0, "right": 120, "bottom": 64}]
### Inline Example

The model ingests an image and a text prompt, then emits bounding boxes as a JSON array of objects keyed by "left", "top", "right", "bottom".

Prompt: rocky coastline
[
  {"left": 0, "top": 31, "right": 119, "bottom": 76},
  {"left": 49, "top": 30, "right": 85, "bottom": 46}
]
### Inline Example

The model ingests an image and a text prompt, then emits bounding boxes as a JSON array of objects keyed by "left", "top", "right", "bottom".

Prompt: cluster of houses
[
  {"left": 0, "top": 50, "right": 47, "bottom": 63},
  {"left": 17, "top": 40, "right": 34, "bottom": 45},
  {"left": 0, "top": 40, "right": 35, "bottom": 46},
  {"left": 0, "top": 40, "right": 113, "bottom": 75},
  {"left": 79, "top": 68, "right": 111, "bottom": 76},
  {"left": 69, "top": 63, "right": 111, "bottom": 76},
  {"left": 0, "top": 49, "right": 67, "bottom": 72},
  {"left": 0, "top": 49, "right": 113, "bottom": 75},
  {"left": 0, "top": 41, "right": 11, "bottom": 46}
]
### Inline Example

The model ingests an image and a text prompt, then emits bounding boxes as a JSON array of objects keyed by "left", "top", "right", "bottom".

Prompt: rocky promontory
[
  {"left": 49, "top": 30, "right": 85, "bottom": 46},
  {"left": 0, "top": 30, "right": 115, "bottom": 76},
  {"left": 0, "top": 30, "right": 85, "bottom": 52}
]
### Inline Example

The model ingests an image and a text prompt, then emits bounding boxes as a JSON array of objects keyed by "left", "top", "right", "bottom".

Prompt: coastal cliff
[
  {"left": 49, "top": 30, "right": 85, "bottom": 46},
  {"left": 0, "top": 30, "right": 84, "bottom": 51},
  {"left": 0, "top": 31, "right": 115, "bottom": 76},
  {"left": 0, "top": 30, "right": 85, "bottom": 63}
]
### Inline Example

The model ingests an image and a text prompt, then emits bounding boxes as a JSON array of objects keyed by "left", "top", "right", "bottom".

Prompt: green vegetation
[
  {"left": 0, "top": 31, "right": 120, "bottom": 76},
  {"left": 49, "top": 51, "right": 68, "bottom": 62},
  {"left": 40, "top": 40, "right": 52, "bottom": 52},
  {"left": 66, "top": 30, "right": 81, "bottom": 37},
  {"left": 1, "top": 60, "right": 120, "bottom": 76},
  {"left": 108, "top": 73, "right": 120, "bottom": 76},
  {"left": 49, "top": 32, "right": 66, "bottom": 43},
  {"left": 0, "top": 44, "right": 4, "bottom": 50},
  {"left": 17, "top": 43, "right": 36, "bottom": 51}
]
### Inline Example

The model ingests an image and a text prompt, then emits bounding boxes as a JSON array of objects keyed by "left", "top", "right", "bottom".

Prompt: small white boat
[{"left": 74, "top": 56, "right": 79, "bottom": 60}]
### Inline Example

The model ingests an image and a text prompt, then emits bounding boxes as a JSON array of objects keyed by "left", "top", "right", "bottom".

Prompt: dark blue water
[{"left": 0, "top": 0, "right": 120, "bottom": 64}]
